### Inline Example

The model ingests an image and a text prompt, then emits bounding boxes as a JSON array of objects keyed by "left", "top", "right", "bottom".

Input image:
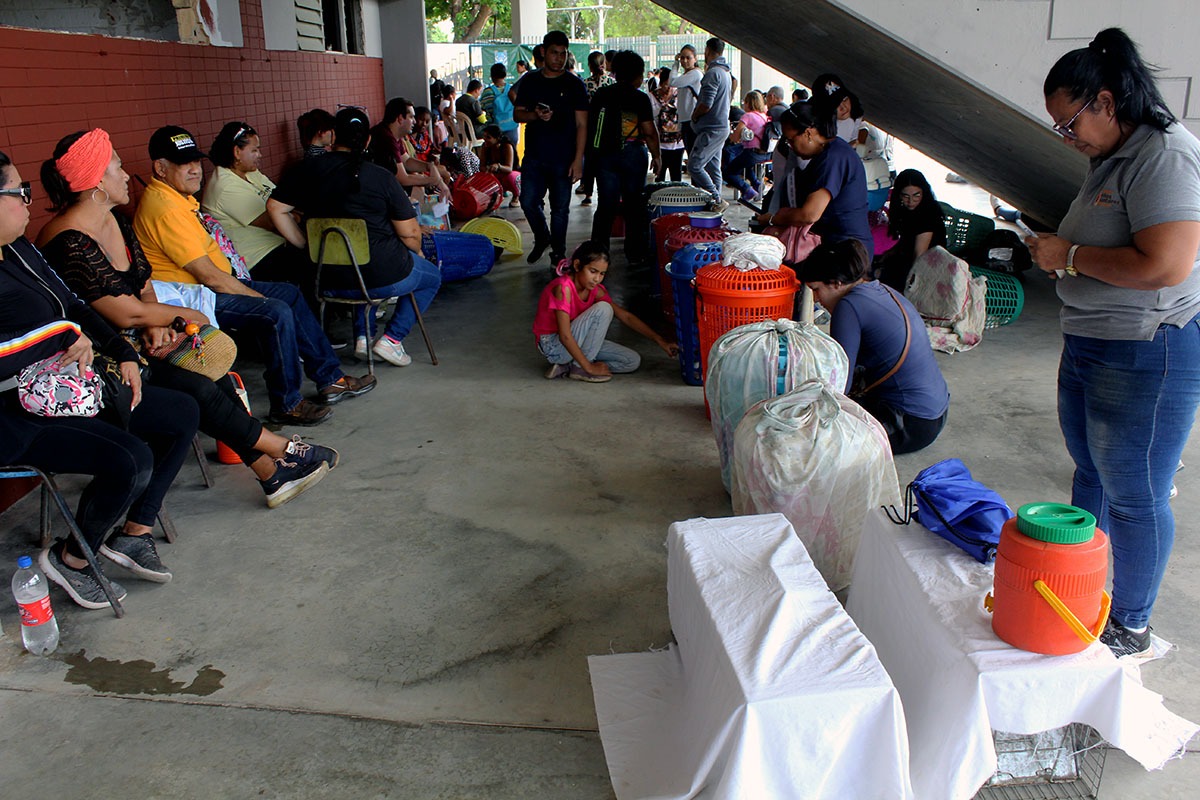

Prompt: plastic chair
[
  {"left": 306, "top": 218, "right": 438, "bottom": 374},
  {"left": 0, "top": 465, "right": 125, "bottom": 617}
]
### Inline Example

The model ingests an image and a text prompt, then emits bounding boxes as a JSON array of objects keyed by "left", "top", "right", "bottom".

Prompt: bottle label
[{"left": 19, "top": 596, "right": 53, "bottom": 627}]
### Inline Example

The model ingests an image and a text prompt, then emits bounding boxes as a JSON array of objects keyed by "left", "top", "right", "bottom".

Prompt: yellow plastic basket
[{"left": 459, "top": 216, "right": 524, "bottom": 256}]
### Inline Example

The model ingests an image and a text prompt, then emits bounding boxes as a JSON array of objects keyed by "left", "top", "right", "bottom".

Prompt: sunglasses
[
  {"left": 0, "top": 181, "right": 32, "bottom": 205},
  {"left": 1053, "top": 98, "right": 1094, "bottom": 141}
]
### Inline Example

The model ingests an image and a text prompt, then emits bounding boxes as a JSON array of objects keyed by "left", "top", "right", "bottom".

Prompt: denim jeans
[
  {"left": 592, "top": 143, "right": 651, "bottom": 263},
  {"left": 326, "top": 254, "right": 442, "bottom": 342},
  {"left": 537, "top": 302, "right": 641, "bottom": 372},
  {"left": 688, "top": 127, "right": 726, "bottom": 201},
  {"left": 1058, "top": 318, "right": 1200, "bottom": 629},
  {"left": 726, "top": 148, "right": 771, "bottom": 195},
  {"left": 520, "top": 155, "right": 574, "bottom": 256},
  {"left": 215, "top": 279, "right": 344, "bottom": 413}
]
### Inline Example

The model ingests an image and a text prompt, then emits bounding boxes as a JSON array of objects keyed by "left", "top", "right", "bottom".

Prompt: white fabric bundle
[
  {"left": 904, "top": 246, "right": 987, "bottom": 353},
  {"left": 720, "top": 232, "right": 786, "bottom": 272},
  {"left": 708, "top": 319, "right": 849, "bottom": 492},
  {"left": 731, "top": 380, "right": 901, "bottom": 591}
]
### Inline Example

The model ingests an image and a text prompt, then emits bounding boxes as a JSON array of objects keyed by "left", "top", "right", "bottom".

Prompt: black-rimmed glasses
[
  {"left": 1053, "top": 98, "right": 1094, "bottom": 141},
  {"left": 0, "top": 181, "right": 32, "bottom": 205}
]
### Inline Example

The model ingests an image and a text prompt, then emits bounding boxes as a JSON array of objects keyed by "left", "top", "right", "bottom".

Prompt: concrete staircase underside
[{"left": 656, "top": 0, "right": 1091, "bottom": 228}]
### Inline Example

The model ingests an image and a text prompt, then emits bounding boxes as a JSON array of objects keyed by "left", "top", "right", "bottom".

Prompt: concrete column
[
  {"left": 739, "top": 52, "right": 754, "bottom": 104},
  {"left": 378, "top": 0, "right": 428, "bottom": 107},
  {"left": 511, "top": 0, "right": 547, "bottom": 44}
]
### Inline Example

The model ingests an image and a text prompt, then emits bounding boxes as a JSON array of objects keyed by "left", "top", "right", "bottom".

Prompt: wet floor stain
[{"left": 58, "top": 650, "right": 225, "bottom": 696}]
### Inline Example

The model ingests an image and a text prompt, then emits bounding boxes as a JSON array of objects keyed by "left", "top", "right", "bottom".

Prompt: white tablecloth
[
  {"left": 589, "top": 514, "right": 913, "bottom": 799},
  {"left": 846, "top": 509, "right": 1198, "bottom": 800}
]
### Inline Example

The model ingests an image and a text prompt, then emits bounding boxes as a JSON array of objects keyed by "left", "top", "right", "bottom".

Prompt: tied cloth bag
[
  {"left": 145, "top": 317, "right": 237, "bottom": 382},
  {"left": 903, "top": 245, "right": 987, "bottom": 353}
]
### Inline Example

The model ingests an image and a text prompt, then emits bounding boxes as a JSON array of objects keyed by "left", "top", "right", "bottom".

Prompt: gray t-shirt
[
  {"left": 1056, "top": 122, "right": 1200, "bottom": 340},
  {"left": 693, "top": 59, "right": 732, "bottom": 133}
]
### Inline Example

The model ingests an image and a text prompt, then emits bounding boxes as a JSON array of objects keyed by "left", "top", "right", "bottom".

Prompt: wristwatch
[{"left": 1064, "top": 244, "right": 1081, "bottom": 277}]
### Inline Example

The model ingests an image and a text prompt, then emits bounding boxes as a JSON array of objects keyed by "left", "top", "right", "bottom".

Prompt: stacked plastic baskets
[
  {"left": 695, "top": 263, "right": 799, "bottom": 379},
  {"left": 662, "top": 217, "right": 737, "bottom": 318},
  {"left": 421, "top": 231, "right": 495, "bottom": 282},
  {"left": 647, "top": 186, "right": 712, "bottom": 220},
  {"left": 667, "top": 242, "right": 724, "bottom": 385}
]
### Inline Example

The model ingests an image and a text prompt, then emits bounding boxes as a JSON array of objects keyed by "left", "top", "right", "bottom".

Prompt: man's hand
[
  {"left": 142, "top": 325, "right": 177, "bottom": 351},
  {"left": 569, "top": 158, "right": 584, "bottom": 182}
]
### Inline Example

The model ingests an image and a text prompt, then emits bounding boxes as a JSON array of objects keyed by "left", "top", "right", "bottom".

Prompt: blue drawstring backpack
[{"left": 884, "top": 458, "right": 1013, "bottom": 562}]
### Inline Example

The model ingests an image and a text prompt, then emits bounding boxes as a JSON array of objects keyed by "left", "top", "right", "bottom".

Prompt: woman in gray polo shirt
[{"left": 1029, "top": 28, "right": 1200, "bottom": 659}]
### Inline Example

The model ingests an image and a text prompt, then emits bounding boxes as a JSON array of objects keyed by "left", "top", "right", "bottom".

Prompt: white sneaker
[
  {"left": 373, "top": 335, "right": 412, "bottom": 366},
  {"left": 354, "top": 336, "right": 368, "bottom": 360}
]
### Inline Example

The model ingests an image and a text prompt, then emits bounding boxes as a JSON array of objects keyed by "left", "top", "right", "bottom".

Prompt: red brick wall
[{"left": 0, "top": 0, "right": 385, "bottom": 236}]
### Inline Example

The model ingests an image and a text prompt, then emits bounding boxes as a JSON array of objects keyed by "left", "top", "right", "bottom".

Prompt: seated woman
[
  {"left": 754, "top": 99, "right": 873, "bottom": 258},
  {"left": 409, "top": 106, "right": 452, "bottom": 186},
  {"left": 798, "top": 239, "right": 949, "bottom": 454},
  {"left": 37, "top": 129, "right": 336, "bottom": 510},
  {"left": 267, "top": 107, "right": 442, "bottom": 368},
  {"left": 875, "top": 169, "right": 947, "bottom": 291},
  {"left": 480, "top": 124, "right": 521, "bottom": 207},
  {"left": 1, "top": 147, "right": 198, "bottom": 608},
  {"left": 200, "top": 122, "right": 317, "bottom": 303},
  {"left": 726, "top": 90, "right": 773, "bottom": 201}
]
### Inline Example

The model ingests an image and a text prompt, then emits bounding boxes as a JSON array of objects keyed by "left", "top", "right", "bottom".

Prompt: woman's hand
[
  {"left": 142, "top": 325, "right": 178, "bottom": 351},
  {"left": 1028, "top": 233, "right": 1070, "bottom": 274},
  {"left": 120, "top": 360, "right": 142, "bottom": 409},
  {"left": 585, "top": 360, "right": 613, "bottom": 378},
  {"left": 755, "top": 211, "right": 774, "bottom": 227},
  {"left": 659, "top": 339, "right": 680, "bottom": 357},
  {"left": 57, "top": 332, "right": 94, "bottom": 374}
]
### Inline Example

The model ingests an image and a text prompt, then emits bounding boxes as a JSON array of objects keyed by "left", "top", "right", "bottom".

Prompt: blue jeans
[
  {"left": 215, "top": 280, "right": 344, "bottom": 414},
  {"left": 1058, "top": 319, "right": 1200, "bottom": 629},
  {"left": 326, "top": 254, "right": 442, "bottom": 341},
  {"left": 688, "top": 127, "right": 725, "bottom": 201},
  {"left": 592, "top": 143, "right": 650, "bottom": 263},
  {"left": 537, "top": 303, "right": 641, "bottom": 373},
  {"left": 520, "top": 155, "right": 573, "bottom": 256},
  {"left": 726, "top": 148, "right": 771, "bottom": 195}
]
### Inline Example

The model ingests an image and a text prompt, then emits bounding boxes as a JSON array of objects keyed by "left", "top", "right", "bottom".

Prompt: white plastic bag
[
  {"left": 151, "top": 280, "right": 220, "bottom": 330},
  {"left": 707, "top": 319, "right": 849, "bottom": 492},
  {"left": 721, "top": 232, "right": 786, "bottom": 272},
  {"left": 903, "top": 246, "right": 986, "bottom": 353},
  {"left": 730, "top": 380, "right": 901, "bottom": 591}
]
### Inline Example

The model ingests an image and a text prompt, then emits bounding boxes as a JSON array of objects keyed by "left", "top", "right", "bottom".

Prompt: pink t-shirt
[
  {"left": 532, "top": 274, "right": 612, "bottom": 336},
  {"left": 742, "top": 111, "right": 769, "bottom": 150}
]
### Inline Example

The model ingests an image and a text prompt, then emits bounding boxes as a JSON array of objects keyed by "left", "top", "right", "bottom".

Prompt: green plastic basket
[
  {"left": 971, "top": 266, "right": 1024, "bottom": 328},
  {"left": 940, "top": 202, "right": 995, "bottom": 259}
]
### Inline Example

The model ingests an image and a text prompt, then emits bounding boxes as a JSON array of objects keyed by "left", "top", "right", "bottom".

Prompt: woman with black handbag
[
  {"left": 38, "top": 130, "right": 338, "bottom": 511},
  {"left": 1, "top": 149, "right": 197, "bottom": 608}
]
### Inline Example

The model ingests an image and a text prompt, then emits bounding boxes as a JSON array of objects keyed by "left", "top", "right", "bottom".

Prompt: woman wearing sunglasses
[{"left": 1028, "top": 28, "right": 1200, "bottom": 659}]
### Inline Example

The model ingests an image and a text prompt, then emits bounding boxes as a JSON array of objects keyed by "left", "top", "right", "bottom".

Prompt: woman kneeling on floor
[{"left": 799, "top": 239, "right": 950, "bottom": 454}]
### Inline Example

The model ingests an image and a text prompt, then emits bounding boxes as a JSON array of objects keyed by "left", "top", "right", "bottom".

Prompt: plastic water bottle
[{"left": 13, "top": 555, "right": 59, "bottom": 655}]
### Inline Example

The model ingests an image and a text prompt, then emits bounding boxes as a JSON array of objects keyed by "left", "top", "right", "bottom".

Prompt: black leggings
[
  {"left": 657, "top": 149, "right": 684, "bottom": 182},
  {"left": 1, "top": 406, "right": 152, "bottom": 556},
  {"left": 858, "top": 395, "right": 948, "bottom": 455},
  {"left": 250, "top": 244, "right": 319, "bottom": 312},
  {"left": 123, "top": 385, "right": 200, "bottom": 528},
  {"left": 148, "top": 360, "right": 264, "bottom": 466}
]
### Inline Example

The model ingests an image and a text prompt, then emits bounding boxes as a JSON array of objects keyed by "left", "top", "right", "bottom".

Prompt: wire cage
[{"left": 973, "top": 723, "right": 1107, "bottom": 800}]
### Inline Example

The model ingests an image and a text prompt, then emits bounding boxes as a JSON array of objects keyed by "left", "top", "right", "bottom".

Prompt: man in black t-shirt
[
  {"left": 513, "top": 30, "right": 589, "bottom": 264},
  {"left": 587, "top": 50, "right": 661, "bottom": 264}
]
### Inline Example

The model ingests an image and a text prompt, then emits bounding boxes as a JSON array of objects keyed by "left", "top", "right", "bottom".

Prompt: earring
[{"left": 91, "top": 188, "right": 111, "bottom": 205}]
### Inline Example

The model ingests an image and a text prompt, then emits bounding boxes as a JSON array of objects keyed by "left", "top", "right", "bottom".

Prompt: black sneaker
[
  {"left": 100, "top": 533, "right": 173, "bottom": 583},
  {"left": 259, "top": 456, "right": 329, "bottom": 508},
  {"left": 285, "top": 435, "right": 340, "bottom": 471},
  {"left": 527, "top": 241, "right": 548, "bottom": 265},
  {"left": 40, "top": 544, "right": 128, "bottom": 610},
  {"left": 1099, "top": 617, "right": 1152, "bottom": 659}
]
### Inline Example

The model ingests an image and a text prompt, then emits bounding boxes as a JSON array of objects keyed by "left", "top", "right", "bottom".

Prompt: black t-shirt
[
  {"left": 456, "top": 94, "right": 483, "bottom": 121},
  {"left": 587, "top": 83, "right": 653, "bottom": 154},
  {"left": 272, "top": 151, "right": 416, "bottom": 289},
  {"left": 514, "top": 69, "right": 589, "bottom": 165}
]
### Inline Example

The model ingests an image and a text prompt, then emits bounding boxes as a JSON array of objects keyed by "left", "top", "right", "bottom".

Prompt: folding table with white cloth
[
  {"left": 589, "top": 514, "right": 914, "bottom": 799},
  {"left": 846, "top": 509, "right": 1198, "bottom": 800}
]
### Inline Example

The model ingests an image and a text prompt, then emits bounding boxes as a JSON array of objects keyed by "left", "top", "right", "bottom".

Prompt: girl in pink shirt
[{"left": 533, "top": 241, "right": 678, "bottom": 382}]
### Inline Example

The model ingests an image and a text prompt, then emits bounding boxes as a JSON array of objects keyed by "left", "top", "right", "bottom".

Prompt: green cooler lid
[{"left": 1016, "top": 502, "right": 1096, "bottom": 544}]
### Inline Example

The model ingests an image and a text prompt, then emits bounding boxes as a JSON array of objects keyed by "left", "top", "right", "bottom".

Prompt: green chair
[{"left": 306, "top": 218, "right": 438, "bottom": 374}]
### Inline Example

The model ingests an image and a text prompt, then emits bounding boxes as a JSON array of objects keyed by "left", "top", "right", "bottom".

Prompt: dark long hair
[
  {"left": 210, "top": 121, "right": 257, "bottom": 168},
  {"left": 334, "top": 107, "right": 371, "bottom": 193},
  {"left": 780, "top": 99, "right": 838, "bottom": 141},
  {"left": 887, "top": 169, "right": 939, "bottom": 240},
  {"left": 40, "top": 131, "right": 87, "bottom": 212},
  {"left": 1043, "top": 27, "right": 1175, "bottom": 131},
  {"left": 799, "top": 239, "right": 870, "bottom": 285}
]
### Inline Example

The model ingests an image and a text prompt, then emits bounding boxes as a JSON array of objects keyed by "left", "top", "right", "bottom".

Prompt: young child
[
  {"left": 480, "top": 124, "right": 521, "bottom": 207},
  {"left": 533, "top": 241, "right": 679, "bottom": 382},
  {"left": 296, "top": 108, "right": 335, "bottom": 159}
]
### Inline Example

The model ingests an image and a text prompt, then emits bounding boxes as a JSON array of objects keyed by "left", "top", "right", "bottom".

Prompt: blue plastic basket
[
  {"left": 422, "top": 231, "right": 495, "bottom": 282},
  {"left": 668, "top": 243, "right": 724, "bottom": 385}
]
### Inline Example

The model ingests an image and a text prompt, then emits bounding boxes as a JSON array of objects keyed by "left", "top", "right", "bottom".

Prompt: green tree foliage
[
  {"left": 603, "top": 0, "right": 697, "bottom": 37},
  {"left": 425, "top": 0, "right": 512, "bottom": 42},
  {"left": 424, "top": 0, "right": 694, "bottom": 43}
]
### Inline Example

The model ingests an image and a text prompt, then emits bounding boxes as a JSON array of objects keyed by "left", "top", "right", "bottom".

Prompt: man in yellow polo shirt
[{"left": 134, "top": 126, "right": 374, "bottom": 425}]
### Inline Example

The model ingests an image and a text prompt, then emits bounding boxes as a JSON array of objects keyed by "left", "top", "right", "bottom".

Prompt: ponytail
[
  {"left": 558, "top": 240, "right": 610, "bottom": 276},
  {"left": 41, "top": 131, "right": 86, "bottom": 212},
  {"left": 1043, "top": 27, "right": 1175, "bottom": 131}
]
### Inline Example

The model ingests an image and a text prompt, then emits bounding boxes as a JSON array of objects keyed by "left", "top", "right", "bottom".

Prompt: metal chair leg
[
  {"left": 192, "top": 434, "right": 214, "bottom": 489},
  {"left": 409, "top": 293, "right": 438, "bottom": 366},
  {"left": 362, "top": 304, "right": 375, "bottom": 376},
  {"left": 39, "top": 482, "right": 52, "bottom": 548}
]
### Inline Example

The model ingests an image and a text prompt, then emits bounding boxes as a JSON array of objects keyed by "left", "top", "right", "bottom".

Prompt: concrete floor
[{"left": 1, "top": 170, "right": 1198, "bottom": 797}]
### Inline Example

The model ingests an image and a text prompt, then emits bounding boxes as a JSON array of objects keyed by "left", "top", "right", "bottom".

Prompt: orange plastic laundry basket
[{"left": 695, "top": 264, "right": 799, "bottom": 379}]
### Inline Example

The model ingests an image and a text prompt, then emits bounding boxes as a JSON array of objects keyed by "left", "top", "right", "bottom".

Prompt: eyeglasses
[
  {"left": 899, "top": 190, "right": 923, "bottom": 203},
  {"left": 1052, "top": 98, "right": 1094, "bottom": 141},
  {"left": 0, "top": 181, "right": 32, "bottom": 205}
]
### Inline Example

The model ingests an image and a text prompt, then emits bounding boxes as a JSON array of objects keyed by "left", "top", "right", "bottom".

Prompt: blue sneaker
[
  {"left": 259, "top": 456, "right": 329, "bottom": 509},
  {"left": 285, "top": 435, "right": 340, "bottom": 471}
]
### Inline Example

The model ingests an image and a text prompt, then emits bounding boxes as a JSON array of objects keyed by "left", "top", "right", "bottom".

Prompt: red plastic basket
[
  {"left": 660, "top": 223, "right": 735, "bottom": 319},
  {"left": 451, "top": 173, "right": 504, "bottom": 219},
  {"left": 695, "top": 264, "right": 799, "bottom": 379}
]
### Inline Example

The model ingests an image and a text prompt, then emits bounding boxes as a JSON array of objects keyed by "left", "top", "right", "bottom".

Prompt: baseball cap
[{"left": 148, "top": 126, "right": 206, "bottom": 164}]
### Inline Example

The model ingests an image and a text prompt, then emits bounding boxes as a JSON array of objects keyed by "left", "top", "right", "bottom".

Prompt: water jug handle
[{"left": 1033, "top": 580, "right": 1112, "bottom": 645}]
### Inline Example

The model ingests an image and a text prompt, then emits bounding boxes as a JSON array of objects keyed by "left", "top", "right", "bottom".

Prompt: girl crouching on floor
[{"left": 533, "top": 241, "right": 678, "bottom": 382}]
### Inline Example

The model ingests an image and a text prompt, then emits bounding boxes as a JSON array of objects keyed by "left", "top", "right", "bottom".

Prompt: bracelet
[
  {"left": 769, "top": 213, "right": 777, "bottom": 226},
  {"left": 1065, "top": 244, "right": 1081, "bottom": 277}
]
